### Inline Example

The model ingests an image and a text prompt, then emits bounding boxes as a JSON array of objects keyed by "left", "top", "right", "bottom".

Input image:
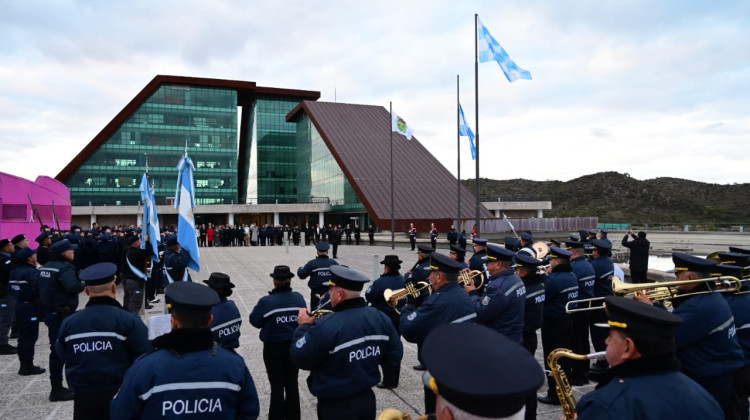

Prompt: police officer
[
  {"left": 162, "top": 235, "right": 192, "bottom": 283},
  {"left": 446, "top": 224, "right": 458, "bottom": 246},
  {"left": 621, "top": 231, "right": 650, "bottom": 283},
  {"left": 204, "top": 273, "right": 242, "bottom": 350},
  {"left": 9, "top": 247, "right": 44, "bottom": 374},
  {"left": 403, "top": 245, "right": 434, "bottom": 329},
  {"left": 344, "top": 224, "right": 352, "bottom": 245},
  {"left": 537, "top": 246, "right": 578, "bottom": 406},
  {"left": 518, "top": 232, "right": 537, "bottom": 258},
  {"left": 408, "top": 223, "right": 417, "bottom": 251},
  {"left": 400, "top": 252, "right": 477, "bottom": 416},
  {"left": 12, "top": 234, "right": 29, "bottom": 252},
  {"left": 568, "top": 241, "right": 596, "bottom": 385},
  {"left": 368, "top": 224, "right": 375, "bottom": 245},
  {"left": 589, "top": 239, "right": 614, "bottom": 372},
  {"left": 250, "top": 265, "right": 306, "bottom": 420},
  {"left": 35, "top": 231, "right": 52, "bottom": 266},
  {"left": 290, "top": 265, "right": 403, "bottom": 420},
  {"left": 458, "top": 230, "right": 467, "bottom": 250},
  {"left": 468, "top": 238, "right": 488, "bottom": 276},
  {"left": 515, "top": 253, "right": 545, "bottom": 355},
  {"left": 422, "top": 323, "right": 544, "bottom": 420},
  {"left": 576, "top": 296, "right": 723, "bottom": 420},
  {"left": 39, "top": 239, "right": 83, "bottom": 401},
  {"left": 0, "top": 238, "right": 17, "bottom": 355},
  {"left": 298, "top": 242, "right": 339, "bottom": 311},
  {"left": 463, "top": 244, "right": 526, "bottom": 345},
  {"left": 55, "top": 262, "right": 151, "bottom": 420},
  {"left": 448, "top": 245, "right": 469, "bottom": 270},
  {"left": 365, "top": 255, "right": 406, "bottom": 332},
  {"left": 122, "top": 234, "right": 152, "bottom": 313},
  {"left": 111, "top": 282, "right": 260, "bottom": 419},
  {"left": 330, "top": 225, "right": 342, "bottom": 258}
]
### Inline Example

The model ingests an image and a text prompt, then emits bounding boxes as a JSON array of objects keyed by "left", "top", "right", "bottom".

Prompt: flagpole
[
  {"left": 474, "top": 13, "right": 481, "bottom": 238},
  {"left": 456, "top": 75, "right": 461, "bottom": 231},
  {"left": 389, "top": 101, "right": 395, "bottom": 249}
]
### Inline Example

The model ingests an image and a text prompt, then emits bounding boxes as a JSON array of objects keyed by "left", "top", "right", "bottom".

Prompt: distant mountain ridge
[{"left": 461, "top": 172, "right": 750, "bottom": 223}]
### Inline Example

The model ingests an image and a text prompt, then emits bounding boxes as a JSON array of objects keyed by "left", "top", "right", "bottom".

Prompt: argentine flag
[
  {"left": 459, "top": 104, "right": 476, "bottom": 160},
  {"left": 174, "top": 155, "right": 200, "bottom": 272},
  {"left": 477, "top": 17, "right": 532, "bottom": 83},
  {"left": 139, "top": 173, "right": 161, "bottom": 262}
]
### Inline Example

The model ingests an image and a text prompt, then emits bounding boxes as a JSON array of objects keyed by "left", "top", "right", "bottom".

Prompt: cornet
[
  {"left": 383, "top": 281, "right": 431, "bottom": 313},
  {"left": 309, "top": 297, "right": 333, "bottom": 319},
  {"left": 458, "top": 269, "right": 485, "bottom": 289}
]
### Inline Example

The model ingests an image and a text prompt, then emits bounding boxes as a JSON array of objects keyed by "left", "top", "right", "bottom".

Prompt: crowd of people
[
  {"left": 1, "top": 223, "right": 749, "bottom": 419},
  {"left": 196, "top": 222, "right": 377, "bottom": 248}
]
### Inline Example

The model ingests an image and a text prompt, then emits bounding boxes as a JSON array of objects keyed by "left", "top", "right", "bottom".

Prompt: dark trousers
[
  {"left": 542, "top": 316, "right": 572, "bottom": 400},
  {"left": 317, "top": 389, "right": 375, "bottom": 420},
  {"left": 630, "top": 269, "right": 648, "bottom": 284},
  {"left": 45, "top": 310, "right": 66, "bottom": 382},
  {"left": 588, "top": 308, "right": 608, "bottom": 354},
  {"left": 309, "top": 287, "right": 328, "bottom": 312},
  {"left": 570, "top": 311, "right": 591, "bottom": 380},
  {"left": 123, "top": 278, "right": 144, "bottom": 313},
  {"left": 263, "top": 342, "right": 300, "bottom": 420},
  {"left": 410, "top": 238, "right": 416, "bottom": 251},
  {"left": 15, "top": 302, "right": 41, "bottom": 367},
  {"left": 702, "top": 381, "right": 735, "bottom": 420},
  {"left": 74, "top": 389, "right": 116, "bottom": 420},
  {"left": 0, "top": 294, "right": 16, "bottom": 345},
  {"left": 523, "top": 328, "right": 539, "bottom": 355},
  {"left": 332, "top": 243, "right": 338, "bottom": 258},
  {"left": 730, "top": 365, "right": 750, "bottom": 420},
  {"left": 369, "top": 235, "right": 374, "bottom": 245}
]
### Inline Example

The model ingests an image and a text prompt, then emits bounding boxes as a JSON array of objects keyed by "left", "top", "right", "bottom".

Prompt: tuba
[
  {"left": 547, "top": 349, "right": 606, "bottom": 419},
  {"left": 383, "top": 282, "right": 431, "bottom": 314},
  {"left": 533, "top": 241, "right": 550, "bottom": 260}
]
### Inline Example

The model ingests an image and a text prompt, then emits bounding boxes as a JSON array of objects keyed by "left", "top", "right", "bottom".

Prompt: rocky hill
[{"left": 461, "top": 172, "right": 750, "bottom": 223}]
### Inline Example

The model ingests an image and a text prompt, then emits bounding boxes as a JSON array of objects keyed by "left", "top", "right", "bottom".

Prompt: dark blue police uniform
[
  {"left": 569, "top": 242, "right": 596, "bottom": 382},
  {"left": 9, "top": 248, "right": 44, "bottom": 374},
  {"left": 588, "top": 240, "right": 614, "bottom": 363},
  {"left": 297, "top": 242, "right": 338, "bottom": 310},
  {"left": 515, "top": 253, "right": 545, "bottom": 356},
  {"left": 111, "top": 281, "right": 260, "bottom": 420},
  {"left": 210, "top": 298, "right": 242, "bottom": 349},
  {"left": 249, "top": 265, "right": 306, "bottom": 420},
  {"left": 365, "top": 270, "right": 405, "bottom": 329}
]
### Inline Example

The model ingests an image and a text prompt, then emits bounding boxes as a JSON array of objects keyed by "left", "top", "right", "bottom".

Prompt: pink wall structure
[{"left": 0, "top": 172, "right": 71, "bottom": 242}]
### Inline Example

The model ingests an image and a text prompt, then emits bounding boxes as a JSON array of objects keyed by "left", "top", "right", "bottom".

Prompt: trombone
[
  {"left": 458, "top": 269, "right": 485, "bottom": 289},
  {"left": 383, "top": 281, "right": 431, "bottom": 314},
  {"left": 565, "top": 275, "right": 743, "bottom": 313}
]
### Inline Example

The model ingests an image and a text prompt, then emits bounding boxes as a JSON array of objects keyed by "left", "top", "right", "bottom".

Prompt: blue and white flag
[
  {"left": 477, "top": 17, "right": 532, "bottom": 83},
  {"left": 174, "top": 155, "right": 200, "bottom": 272},
  {"left": 503, "top": 213, "right": 519, "bottom": 237},
  {"left": 459, "top": 104, "right": 476, "bottom": 160},
  {"left": 140, "top": 173, "right": 161, "bottom": 262}
]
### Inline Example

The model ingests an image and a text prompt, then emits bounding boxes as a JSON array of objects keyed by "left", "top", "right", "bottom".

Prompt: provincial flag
[
  {"left": 477, "top": 17, "right": 532, "bottom": 83},
  {"left": 391, "top": 112, "right": 415, "bottom": 140},
  {"left": 174, "top": 155, "right": 200, "bottom": 272},
  {"left": 459, "top": 104, "right": 476, "bottom": 160},
  {"left": 139, "top": 173, "right": 161, "bottom": 262}
]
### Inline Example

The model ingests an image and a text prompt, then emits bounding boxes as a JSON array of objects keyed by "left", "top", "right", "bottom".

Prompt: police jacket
[
  {"left": 447, "top": 229, "right": 458, "bottom": 244},
  {"left": 122, "top": 246, "right": 151, "bottom": 281},
  {"left": 725, "top": 292, "right": 750, "bottom": 362},
  {"left": 365, "top": 272, "right": 406, "bottom": 319},
  {"left": 38, "top": 259, "right": 84, "bottom": 311},
  {"left": 404, "top": 258, "right": 431, "bottom": 306},
  {"left": 576, "top": 353, "right": 722, "bottom": 420},
  {"left": 249, "top": 286, "right": 306, "bottom": 343},
  {"left": 0, "top": 252, "right": 13, "bottom": 297},
  {"left": 543, "top": 264, "right": 578, "bottom": 320},
  {"left": 523, "top": 275, "right": 545, "bottom": 332},
  {"left": 468, "top": 268, "right": 526, "bottom": 345},
  {"left": 400, "top": 281, "right": 476, "bottom": 346},
  {"left": 163, "top": 248, "right": 192, "bottom": 283},
  {"left": 429, "top": 229, "right": 438, "bottom": 240},
  {"left": 55, "top": 296, "right": 151, "bottom": 393},
  {"left": 297, "top": 256, "right": 338, "bottom": 290},
  {"left": 621, "top": 234, "right": 650, "bottom": 271},
  {"left": 591, "top": 256, "right": 614, "bottom": 297},
  {"left": 570, "top": 256, "right": 596, "bottom": 300},
  {"left": 468, "top": 250, "right": 487, "bottom": 273},
  {"left": 110, "top": 328, "right": 260, "bottom": 420},
  {"left": 289, "top": 298, "right": 403, "bottom": 399},
  {"left": 408, "top": 228, "right": 417, "bottom": 239},
  {"left": 210, "top": 298, "right": 242, "bottom": 349},
  {"left": 672, "top": 289, "right": 745, "bottom": 387},
  {"left": 458, "top": 234, "right": 467, "bottom": 249},
  {"left": 37, "top": 245, "right": 51, "bottom": 266},
  {"left": 9, "top": 263, "right": 39, "bottom": 302}
]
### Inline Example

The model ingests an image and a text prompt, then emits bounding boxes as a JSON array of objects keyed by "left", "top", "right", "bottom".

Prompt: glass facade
[{"left": 66, "top": 84, "right": 238, "bottom": 206}]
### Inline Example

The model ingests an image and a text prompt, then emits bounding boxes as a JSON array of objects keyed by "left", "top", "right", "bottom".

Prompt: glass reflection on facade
[{"left": 66, "top": 85, "right": 238, "bottom": 206}]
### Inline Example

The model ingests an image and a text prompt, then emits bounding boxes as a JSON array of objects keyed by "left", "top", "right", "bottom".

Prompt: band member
[
  {"left": 576, "top": 296, "right": 722, "bottom": 420},
  {"left": 365, "top": 255, "right": 406, "bottom": 331},
  {"left": 290, "top": 265, "right": 402, "bottom": 420},
  {"left": 468, "top": 238, "right": 488, "bottom": 275},
  {"left": 518, "top": 232, "right": 537, "bottom": 258},
  {"left": 297, "top": 242, "right": 339, "bottom": 311},
  {"left": 589, "top": 239, "right": 614, "bottom": 372},
  {"left": 449, "top": 245, "right": 469, "bottom": 269},
  {"left": 568, "top": 241, "right": 596, "bottom": 385},
  {"left": 204, "top": 273, "right": 242, "bottom": 350}
]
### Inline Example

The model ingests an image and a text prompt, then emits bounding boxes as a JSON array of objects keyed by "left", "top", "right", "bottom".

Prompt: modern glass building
[{"left": 57, "top": 75, "right": 489, "bottom": 231}]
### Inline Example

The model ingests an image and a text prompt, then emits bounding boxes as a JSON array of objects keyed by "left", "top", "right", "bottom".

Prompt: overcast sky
[{"left": 1, "top": 1, "right": 748, "bottom": 185}]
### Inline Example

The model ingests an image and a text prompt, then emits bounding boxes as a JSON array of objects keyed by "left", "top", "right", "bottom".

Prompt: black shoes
[
  {"left": 412, "top": 364, "right": 426, "bottom": 371},
  {"left": 18, "top": 365, "right": 46, "bottom": 376},
  {"left": 569, "top": 377, "right": 590, "bottom": 386},
  {"left": 376, "top": 382, "right": 397, "bottom": 389},
  {"left": 0, "top": 344, "right": 17, "bottom": 355},
  {"left": 537, "top": 394, "right": 560, "bottom": 405},
  {"left": 49, "top": 386, "right": 75, "bottom": 402}
]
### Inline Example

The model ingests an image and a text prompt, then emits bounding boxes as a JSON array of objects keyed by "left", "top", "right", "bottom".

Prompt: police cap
[
  {"left": 568, "top": 232, "right": 580, "bottom": 241},
  {"left": 591, "top": 239, "right": 612, "bottom": 250},
  {"left": 0, "top": 239, "right": 10, "bottom": 249},
  {"left": 486, "top": 244, "right": 514, "bottom": 262},
  {"left": 718, "top": 252, "right": 750, "bottom": 267},
  {"left": 449, "top": 245, "right": 466, "bottom": 258},
  {"left": 11, "top": 234, "right": 26, "bottom": 245},
  {"left": 714, "top": 264, "right": 744, "bottom": 278},
  {"left": 126, "top": 235, "right": 140, "bottom": 246},
  {"left": 324, "top": 265, "right": 370, "bottom": 291},
  {"left": 165, "top": 282, "right": 220, "bottom": 312},
  {"left": 35, "top": 231, "right": 51, "bottom": 243},
  {"left": 729, "top": 247, "right": 750, "bottom": 255},
  {"left": 429, "top": 252, "right": 462, "bottom": 274},
  {"left": 600, "top": 295, "right": 682, "bottom": 338},
  {"left": 472, "top": 238, "right": 487, "bottom": 246},
  {"left": 503, "top": 236, "right": 519, "bottom": 250},
  {"left": 417, "top": 244, "right": 435, "bottom": 254},
  {"left": 422, "top": 323, "right": 544, "bottom": 418},
  {"left": 79, "top": 262, "right": 118, "bottom": 286},
  {"left": 164, "top": 235, "right": 179, "bottom": 247},
  {"left": 515, "top": 253, "right": 542, "bottom": 270},
  {"left": 13, "top": 247, "right": 37, "bottom": 262},
  {"left": 520, "top": 232, "right": 532, "bottom": 241},
  {"left": 548, "top": 246, "right": 573, "bottom": 259},
  {"left": 50, "top": 239, "right": 77, "bottom": 254},
  {"left": 549, "top": 239, "right": 561, "bottom": 247},
  {"left": 566, "top": 241, "right": 585, "bottom": 250},
  {"left": 670, "top": 252, "right": 720, "bottom": 275},
  {"left": 600, "top": 228, "right": 609, "bottom": 234},
  {"left": 315, "top": 242, "right": 330, "bottom": 252}
]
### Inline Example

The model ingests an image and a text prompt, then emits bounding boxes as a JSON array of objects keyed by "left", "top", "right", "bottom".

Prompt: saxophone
[{"left": 547, "top": 348, "right": 606, "bottom": 420}]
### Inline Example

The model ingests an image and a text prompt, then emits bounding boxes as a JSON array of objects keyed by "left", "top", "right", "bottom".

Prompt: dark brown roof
[
  {"left": 288, "top": 101, "right": 492, "bottom": 231},
  {"left": 56, "top": 75, "right": 320, "bottom": 182}
]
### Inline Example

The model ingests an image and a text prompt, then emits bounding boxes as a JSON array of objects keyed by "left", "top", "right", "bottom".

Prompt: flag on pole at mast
[
  {"left": 391, "top": 112, "right": 415, "bottom": 140},
  {"left": 174, "top": 154, "right": 200, "bottom": 272},
  {"left": 140, "top": 173, "right": 161, "bottom": 262},
  {"left": 477, "top": 17, "right": 532, "bottom": 83},
  {"left": 459, "top": 103, "right": 476, "bottom": 160}
]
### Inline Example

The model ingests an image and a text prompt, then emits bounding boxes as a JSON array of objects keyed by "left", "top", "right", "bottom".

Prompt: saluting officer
[
  {"left": 297, "top": 242, "right": 339, "bottom": 311},
  {"left": 537, "top": 246, "right": 578, "bottom": 406},
  {"left": 568, "top": 241, "right": 596, "bottom": 385},
  {"left": 56, "top": 262, "right": 151, "bottom": 420},
  {"left": 111, "top": 281, "right": 260, "bottom": 420},
  {"left": 290, "top": 265, "right": 403, "bottom": 420},
  {"left": 577, "top": 296, "right": 723, "bottom": 420},
  {"left": 162, "top": 235, "right": 192, "bottom": 283},
  {"left": 39, "top": 239, "right": 84, "bottom": 402},
  {"left": 589, "top": 239, "right": 615, "bottom": 372},
  {"left": 400, "top": 252, "right": 476, "bottom": 416},
  {"left": 463, "top": 244, "right": 526, "bottom": 345},
  {"left": 204, "top": 273, "right": 242, "bottom": 350},
  {"left": 9, "top": 247, "right": 45, "bottom": 374},
  {"left": 250, "top": 265, "right": 306, "bottom": 420}
]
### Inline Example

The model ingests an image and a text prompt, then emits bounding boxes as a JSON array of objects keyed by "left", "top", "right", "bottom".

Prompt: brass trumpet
[
  {"left": 565, "top": 275, "right": 743, "bottom": 313},
  {"left": 383, "top": 281, "right": 431, "bottom": 314},
  {"left": 309, "top": 297, "right": 332, "bottom": 319},
  {"left": 458, "top": 269, "right": 485, "bottom": 289},
  {"left": 377, "top": 408, "right": 427, "bottom": 420}
]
